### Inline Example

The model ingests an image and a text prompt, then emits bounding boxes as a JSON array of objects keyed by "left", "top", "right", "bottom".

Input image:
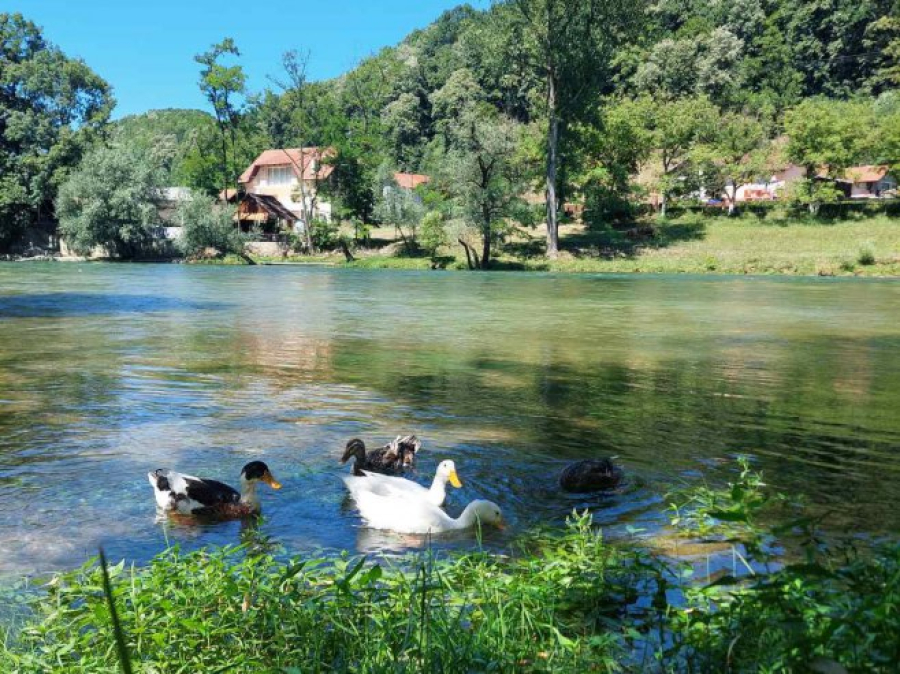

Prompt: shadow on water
[{"left": 0, "top": 293, "right": 227, "bottom": 318}]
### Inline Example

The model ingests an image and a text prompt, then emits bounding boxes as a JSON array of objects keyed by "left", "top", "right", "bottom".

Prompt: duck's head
[
  {"left": 470, "top": 499, "right": 504, "bottom": 529},
  {"left": 436, "top": 460, "right": 463, "bottom": 488},
  {"left": 240, "top": 461, "right": 282, "bottom": 490},
  {"left": 397, "top": 435, "right": 421, "bottom": 467},
  {"left": 340, "top": 439, "right": 366, "bottom": 464}
]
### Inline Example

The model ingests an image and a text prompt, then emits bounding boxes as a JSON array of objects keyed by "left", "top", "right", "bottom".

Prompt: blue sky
[{"left": 12, "top": 0, "right": 489, "bottom": 118}]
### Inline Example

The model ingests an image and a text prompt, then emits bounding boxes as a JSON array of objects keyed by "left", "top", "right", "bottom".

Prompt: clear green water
[{"left": 1, "top": 263, "right": 899, "bottom": 575}]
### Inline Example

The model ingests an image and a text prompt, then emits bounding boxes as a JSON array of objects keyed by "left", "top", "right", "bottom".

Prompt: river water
[{"left": 1, "top": 263, "right": 898, "bottom": 575}]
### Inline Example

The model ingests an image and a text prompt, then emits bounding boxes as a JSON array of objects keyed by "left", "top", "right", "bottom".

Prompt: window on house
[{"left": 267, "top": 166, "right": 293, "bottom": 185}]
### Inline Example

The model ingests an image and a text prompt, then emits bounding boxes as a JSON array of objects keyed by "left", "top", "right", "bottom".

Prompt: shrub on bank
[
  {"left": 2, "top": 514, "right": 636, "bottom": 673},
  {"left": 177, "top": 194, "right": 245, "bottom": 259}
]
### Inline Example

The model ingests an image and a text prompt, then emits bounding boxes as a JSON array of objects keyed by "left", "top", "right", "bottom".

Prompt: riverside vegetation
[
  {"left": 2, "top": 461, "right": 898, "bottom": 673},
  {"left": 284, "top": 212, "right": 900, "bottom": 277}
]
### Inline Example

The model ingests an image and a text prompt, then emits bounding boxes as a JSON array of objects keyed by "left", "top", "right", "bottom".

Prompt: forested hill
[
  {"left": 118, "top": 0, "right": 898, "bottom": 195},
  {"left": 2, "top": 2, "right": 898, "bottom": 252},
  {"left": 254, "top": 0, "right": 898, "bottom": 167}
]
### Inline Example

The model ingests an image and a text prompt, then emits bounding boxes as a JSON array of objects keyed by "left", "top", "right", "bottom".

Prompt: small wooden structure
[{"left": 220, "top": 191, "right": 299, "bottom": 233}]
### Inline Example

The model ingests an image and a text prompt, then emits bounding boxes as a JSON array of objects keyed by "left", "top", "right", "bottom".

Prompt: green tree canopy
[
  {"left": 0, "top": 12, "right": 113, "bottom": 248},
  {"left": 56, "top": 142, "right": 168, "bottom": 257}
]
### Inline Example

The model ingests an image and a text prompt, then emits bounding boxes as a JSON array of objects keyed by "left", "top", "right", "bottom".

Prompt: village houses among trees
[{"left": 0, "top": 1, "right": 898, "bottom": 265}]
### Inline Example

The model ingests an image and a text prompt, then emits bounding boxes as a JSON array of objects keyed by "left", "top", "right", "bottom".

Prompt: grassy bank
[
  {"left": 3, "top": 464, "right": 899, "bottom": 673},
  {"left": 332, "top": 215, "right": 900, "bottom": 276}
]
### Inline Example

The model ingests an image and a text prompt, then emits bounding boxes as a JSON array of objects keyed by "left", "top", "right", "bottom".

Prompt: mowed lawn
[
  {"left": 328, "top": 215, "right": 900, "bottom": 276},
  {"left": 573, "top": 215, "right": 900, "bottom": 276}
]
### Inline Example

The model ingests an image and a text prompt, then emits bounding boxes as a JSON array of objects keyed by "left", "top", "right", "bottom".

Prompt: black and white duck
[
  {"left": 147, "top": 461, "right": 282, "bottom": 518},
  {"left": 558, "top": 458, "right": 624, "bottom": 493},
  {"left": 339, "top": 436, "right": 421, "bottom": 476}
]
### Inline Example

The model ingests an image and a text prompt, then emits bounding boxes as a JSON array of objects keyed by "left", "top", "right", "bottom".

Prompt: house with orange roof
[
  {"left": 844, "top": 165, "right": 897, "bottom": 199},
  {"left": 392, "top": 172, "right": 430, "bottom": 190},
  {"left": 238, "top": 147, "right": 336, "bottom": 224}
]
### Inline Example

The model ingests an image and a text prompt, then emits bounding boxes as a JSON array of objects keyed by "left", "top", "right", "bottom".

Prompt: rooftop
[{"left": 239, "top": 148, "right": 335, "bottom": 184}]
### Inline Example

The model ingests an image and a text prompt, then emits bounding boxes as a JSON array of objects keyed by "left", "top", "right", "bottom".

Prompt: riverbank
[
  {"left": 245, "top": 214, "right": 900, "bottom": 277},
  {"left": 7, "top": 215, "right": 898, "bottom": 277},
  {"left": 3, "top": 465, "right": 898, "bottom": 673}
]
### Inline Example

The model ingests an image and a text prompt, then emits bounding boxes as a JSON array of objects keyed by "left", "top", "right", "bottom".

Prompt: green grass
[
  {"left": 588, "top": 214, "right": 900, "bottom": 277},
  {"left": 187, "top": 215, "right": 900, "bottom": 276},
  {"left": 184, "top": 253, "right": 252, "bottom": 265},
  {"left": 328, "top": 215, "right": 900, "bottom": 277},
  {"left": 1, "top": 514, "right": 639, "bottom": 674},
  {"left": 3, "top": 463, "right": 900, "bottom": 673}
]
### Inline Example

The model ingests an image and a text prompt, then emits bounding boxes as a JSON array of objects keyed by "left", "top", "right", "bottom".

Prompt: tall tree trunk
[
  {"left": 660, "top": 191, "right": 667, "bottom": 218},
  {"left": 295, "top": 146, "right": 313, "bottom": 252},
  {"left": 481, "top": 226, "right": 491, "bottom": 270},
  {"left": 545, "top": 73, "right": 560, "bottom": 259},
  {"left": 229, "top": 124, "right": 239, "bottom": 190},
  {"left": 458, "top": 238, "right": 476, "bottom": 270},
  {"left": 219, "top": 124, "right": 229, "bottom": 200}
]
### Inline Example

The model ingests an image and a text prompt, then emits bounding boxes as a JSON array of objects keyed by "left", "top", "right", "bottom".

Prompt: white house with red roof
[{"left": 238, "top": 147, "right": 335, "bottom": 223}]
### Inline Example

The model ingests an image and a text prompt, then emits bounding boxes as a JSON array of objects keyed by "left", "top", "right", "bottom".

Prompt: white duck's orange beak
[
  {"left": 448, "top": 470, "right": 463, "bottom": 489},
  {"left": 263, "top": 471, "right": 282, "bottom": 490}
]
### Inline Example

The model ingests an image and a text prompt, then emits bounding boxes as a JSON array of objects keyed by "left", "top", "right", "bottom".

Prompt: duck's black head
[
  {"left": 240, "top": 461, "right": 282, "bottom": 489},
  {"left": 398, "top": 436, "right": 420, "bottom": 467},
  {"left": 340, "top": 438, "right": 366, "bottom": 464}
]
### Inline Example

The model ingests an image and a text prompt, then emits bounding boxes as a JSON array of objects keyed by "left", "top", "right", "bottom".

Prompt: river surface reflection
[{"left": 1, "top": 263, "right": 898, "bottom": 575}]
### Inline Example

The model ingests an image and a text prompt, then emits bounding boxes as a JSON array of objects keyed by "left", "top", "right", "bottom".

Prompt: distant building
[
  {"left": 732, "top": 165, "right": 806, "bottom": 202},
  {"left": 155, "top": 187, "right": 193, "bottom": 224},
  {"left": 222, "top": 192, "right": 300, "bottom": 234},
  {"left": 844, "top": 165, "right": 898, "bottom": 198},
  {"left": 238, "top": 148, "right": 335, "bottom": 225},
  {"left": 392, "top": 172, "right": 430, "bottom": 190}
]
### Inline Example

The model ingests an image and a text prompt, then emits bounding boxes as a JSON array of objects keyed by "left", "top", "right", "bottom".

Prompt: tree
[
  {"left": 866, "top": 9, "right": 900, "bottom": 92},
  {"left": 0, "top": 12, "right": 112, "bottom": 248},
  {"left": 56, "top": 143, "right": 167, "bottom": 257},
  {"left": 112, "top": 108, "right": 217, "bottom": 188},
  {"left": 634, "top": 28, "right": 746, "bottom": 103},
  {"left": 269, "top": 50, "right": 318, "bottom": 250},
  {"left": 704, "top": 112, "right": 767, "bottom": 215},
  {"left": 509, "top": 0, "right": 639, "bottom": 258},
  {"left": 638, "top": 95, "right": 719, "bottom": 216},
  {"left": 372, "top": 163, "right": 425, "bottom": 253},
  {"left": 195, "top": 38, "right": 246, "bottom": 197},
  {"left": 443, "top": 105, "right": 530, "bottom": 269},
  {"left": 576, "top": 97, "right": 654, "bottom": 227},
  {"left": 784, "top": 98, "right": 871, "bottom": 213},
  {"left": 419, "top": 210, "right": 448, "bottom": 264},
  {"left": 177, "top": 192, "right": 244, "bottom": 258},
  {"left": 381, "top": 92, "right": 428, "bottom": 169}
]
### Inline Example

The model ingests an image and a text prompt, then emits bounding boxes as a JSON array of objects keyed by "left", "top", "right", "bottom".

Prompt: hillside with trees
[{"left": 1, "top": 2, "right": 898, "bottom": 262}]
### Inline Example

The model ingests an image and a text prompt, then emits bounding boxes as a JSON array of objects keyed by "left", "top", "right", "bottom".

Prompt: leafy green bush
[
  {"left": 419, "top": 211, "right": 447, "bottom": 260},
  {"left": 1, "top": 514, "right": 635, "bottom": 674},
  {"left": 666, "top": 458, "right": 900, "bottom": 673},
  {"left": 857, "top": 244, "right": 876, "bottom": 266},
  {"left": 176, "top": 193, "right": 244, "bottom": 258},
  {"left": 309, "top": 218, "right": 340, "bottom": 250},
  {"left": 56, "top": 143, "right": 167, "bottom": 257}
]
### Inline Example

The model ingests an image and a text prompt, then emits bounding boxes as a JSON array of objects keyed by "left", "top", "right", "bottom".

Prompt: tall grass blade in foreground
[{"left": 99, "top": 548, "right": 133, "bottom": 674}]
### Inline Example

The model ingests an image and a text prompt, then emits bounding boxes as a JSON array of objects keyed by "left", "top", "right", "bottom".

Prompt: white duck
[
  {"left": 349, "top": 489, "right": 504, "bottom": 534},
  {"left": 343, "top": 460, "right": 463, "bottom": 507}
]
